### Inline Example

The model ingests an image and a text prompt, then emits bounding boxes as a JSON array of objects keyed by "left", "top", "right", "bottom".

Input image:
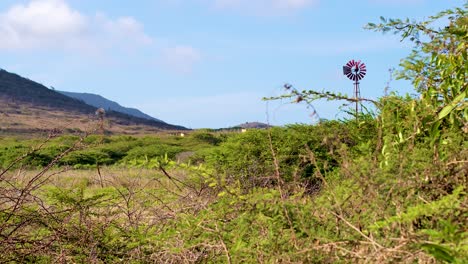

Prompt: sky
[{"left": 0, "top": 0, "right": 464, "bottom": 128}]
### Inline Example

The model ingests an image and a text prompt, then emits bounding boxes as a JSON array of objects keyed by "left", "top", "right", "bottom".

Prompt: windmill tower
[{"left": 343, "top": 60, "right": 367, "bottom": 116}]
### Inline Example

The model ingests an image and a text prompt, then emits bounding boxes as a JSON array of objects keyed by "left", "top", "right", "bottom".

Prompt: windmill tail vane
[{"left": 343, "top": 59, "right": 366, "bottom": 116}]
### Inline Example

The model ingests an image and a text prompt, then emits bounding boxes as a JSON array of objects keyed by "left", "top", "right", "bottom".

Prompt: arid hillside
[{"left": 0, "top": 69, "right": 187, "bottom": 135}]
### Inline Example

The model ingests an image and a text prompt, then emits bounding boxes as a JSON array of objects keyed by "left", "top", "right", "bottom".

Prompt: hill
[
  {"left": 58, "top": 91, "right": 164, "bottom": 123},
  {"left": 0, "top": 69, "right": 187, "bottom": 135},
  {"left": 234, "top": 122, "right": 270, "bottom": 129},
  {"left": 0, "top": 69, "right": 95, "bottom": 113}
]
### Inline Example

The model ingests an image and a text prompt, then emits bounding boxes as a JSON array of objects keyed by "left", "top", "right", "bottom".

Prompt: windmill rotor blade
[
  {"left": 343, "top": 66, "right": 351, "bottom": 75},
  {"left": 344, "top": 60, "right": 367, "bottom": 81}
]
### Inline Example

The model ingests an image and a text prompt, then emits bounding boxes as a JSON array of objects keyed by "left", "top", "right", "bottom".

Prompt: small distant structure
[
  {"left": 343, "top": 59, "right": 367, "bottom": 116},
  {"left": 179, "top": 132, "right": 185, "bottom": 137},
  {"left": 95, "top": 107, "right": 106, "bottom": 118},
  {"left": 95, "top": 108, "right": 106, "bottom": 134},
  {"left": 241, "top": 129, "right": 247, "bottom": 133}
]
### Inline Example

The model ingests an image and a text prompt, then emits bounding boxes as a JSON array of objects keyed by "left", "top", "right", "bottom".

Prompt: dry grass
[
  {"left": 0, "top": 99, "right": 174, "bottom": 136},
  {"left": 0, "top": 165, "right": 216, "bottom": 263}
]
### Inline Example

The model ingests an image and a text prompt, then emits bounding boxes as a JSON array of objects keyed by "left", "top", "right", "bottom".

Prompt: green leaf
[
  {"left": 420, "top": 243, "right": 455, "bottom": 263},
  {"left": 438, "top": 90, "right": 466, "bottom": 120}
]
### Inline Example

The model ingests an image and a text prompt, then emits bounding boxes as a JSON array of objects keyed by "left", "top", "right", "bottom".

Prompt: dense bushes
[
  {"left": 0, "top": 133, "right": 225, "bottom": 169},
  {"left": 204, "top": 119, "right": 377, "bottom": 191}
]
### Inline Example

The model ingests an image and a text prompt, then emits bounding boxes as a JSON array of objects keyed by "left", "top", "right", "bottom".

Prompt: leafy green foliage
[
  {"left": 205, "top": 121, "right": 373, "bottom": 191},
  {"left": 1, "top": 3, "right": 467, "bottom": 263},
  {"left": 0, "top": 132, "right": 225, "bottom": 169},
  {"left": 366, "top": 4, "right": 467, "bottom": 140}
]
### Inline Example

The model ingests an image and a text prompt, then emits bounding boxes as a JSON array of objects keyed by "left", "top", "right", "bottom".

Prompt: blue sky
[{"left": 0, "top": 0, "right": 464, "bottom": 128}]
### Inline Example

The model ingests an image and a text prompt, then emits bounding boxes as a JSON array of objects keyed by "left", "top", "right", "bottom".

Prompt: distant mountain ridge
[
  {"left": 0, "top": 68, "right": 187, "bottom": 132},
  {"left": 58, "top": 91, "right": 164, "bottom": 123},
  {"left": 0, "top": 69, "right": 95, "bottom": 113},
  {"left": 234, "top": 122, "right": 270, "bottom": 129}
]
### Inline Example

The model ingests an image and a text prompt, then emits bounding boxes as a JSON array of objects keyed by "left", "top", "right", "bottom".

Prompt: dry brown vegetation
[{"left": 0, "top": 98, "right": 181, "bottom": 136}]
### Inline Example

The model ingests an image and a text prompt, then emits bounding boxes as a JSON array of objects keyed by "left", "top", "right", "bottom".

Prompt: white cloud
[
  {"left": 211, "top": 0, "right": 318, "bottom": 15},
  {"left": 0, "top": 0, "right": 152, "bottom": 51},
  {"left": 162, "top": 46, "right": 202, "bottom": 74},
  {"left": 0, "top": 0, "right": 204, "bottom": 74},
  {"left": 97, "top": 14, "right": 152, "bottom": 45},
  {"left": 0, "top": 0, "right": 86, "bottom": 49}
]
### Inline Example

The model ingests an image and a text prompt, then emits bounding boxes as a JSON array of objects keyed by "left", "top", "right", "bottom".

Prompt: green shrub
[{"left": 205, "top": 120, "right": 377, "bottom": 191}]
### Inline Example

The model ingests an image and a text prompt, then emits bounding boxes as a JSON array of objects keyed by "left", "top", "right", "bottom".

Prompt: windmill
[{"left": 343, "top": 60, "right": 366, "bottom": 116}]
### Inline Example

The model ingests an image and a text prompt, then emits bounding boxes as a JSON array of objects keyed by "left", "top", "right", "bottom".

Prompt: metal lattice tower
[{"left": 343, "top": 60, "right": 366, "bottom": 116}]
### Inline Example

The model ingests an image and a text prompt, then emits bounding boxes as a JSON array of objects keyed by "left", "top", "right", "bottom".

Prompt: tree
[{"left": 366, "top": 4, "right": 467, "bottom": 130}]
